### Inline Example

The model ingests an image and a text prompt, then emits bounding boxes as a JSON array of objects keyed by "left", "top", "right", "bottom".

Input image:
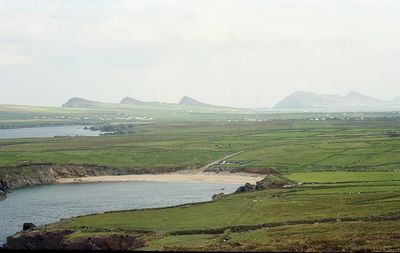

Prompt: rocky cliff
[
  {"left": 0, "top": 163, "right": 183, "bottom": 190},
  {"left": 5, "top": 229, "right": 146, "bottom": 250}
]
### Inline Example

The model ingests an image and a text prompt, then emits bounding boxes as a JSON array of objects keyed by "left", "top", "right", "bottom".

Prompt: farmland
[
  {"left": 1, "top": 115, "right": 400, "bottom": 172},
  {"left": 2, "top": 104, "right": 400, "bottom": 251}
]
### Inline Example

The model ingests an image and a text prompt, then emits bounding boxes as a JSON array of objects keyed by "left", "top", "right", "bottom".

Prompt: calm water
[
  {"left": 0, "top": 181, "right": 239, "bottom": 245},
  {"left": 0, "top": 126, "right": 100, "bottom": 139}
]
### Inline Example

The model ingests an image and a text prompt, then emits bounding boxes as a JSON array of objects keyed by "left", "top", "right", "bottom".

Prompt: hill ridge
[
  {"left": 179, "top": 96, "right": 215, "bottom": 107},
  {"left": 62, "top": 97, "right": 102, "bottom": 108},
  {"left": 120, "top": 97, "right": 145, "bottom": 105},
  {"left": 274, "top": 90, "right": 396, "bottom": 111}
]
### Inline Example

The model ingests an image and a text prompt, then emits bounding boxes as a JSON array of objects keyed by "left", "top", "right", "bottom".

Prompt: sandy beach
[{"left": 57, "top": 172, "right": 264, "bottom": 185}]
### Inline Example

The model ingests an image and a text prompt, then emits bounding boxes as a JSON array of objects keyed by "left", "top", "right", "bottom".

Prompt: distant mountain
[
  {"left": 345, "top": 91, "right": 385, "bottom": 105},
  {"left": 274, "top": 91, "right": 345, "bottom": 109},
  {"left": 120, "top": 97, "right": 145, "bottom": 105},
  {"left": 62, "top": 97, "right": 102, "bottom": 108},
  {"left": 393, "top": 95, "right": 400, "bottom": 104},
  {"left": 274, "top": 91, "right": 395, "bottom": 111},
  {"left": 179, "top": 96, "right": 216, "bottom": 107}
]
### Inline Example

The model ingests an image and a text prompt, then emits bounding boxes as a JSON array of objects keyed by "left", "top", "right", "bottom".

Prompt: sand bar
[{"left": 57, "top": 172, "right": 264, "bottom": 185}]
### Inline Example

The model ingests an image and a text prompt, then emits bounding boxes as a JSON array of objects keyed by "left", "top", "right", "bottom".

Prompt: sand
[{"left": 57, "top": 172, "right": 264, "bottom": 185}]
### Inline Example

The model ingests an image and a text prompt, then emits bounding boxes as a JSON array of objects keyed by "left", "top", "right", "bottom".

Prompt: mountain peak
[
  {"left": 179, "top": 96, "right": 211, "bottom": 107},
  {"left": 345, "top": 91, "right": 383, "bottom": 103},
  {"left": 273, "top": 91, "right": 323, "bottom": 109},
  {"left": 120, "top": 97, "right": 145, "bottom": 105},
  {"left": 274, "top": 90, "right": 391, "bottom": 111},
  {"left": 62, "top": 97, "right": 100, "bottom": 108}
]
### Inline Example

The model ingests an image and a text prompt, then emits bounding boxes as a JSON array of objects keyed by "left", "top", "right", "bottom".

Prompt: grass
[
  {"left": 0, "top": 146, "right": 224, "bottom": 168},
  {"left": 51, "top": 188, "right": 400, "bottom": 233},
  {"left": 288, "top": 172, "right": 400, "bottom": 183},
  {"left": 3, "top": 106, "right": 400, "bottom": 250},
  {"left": 45, "top": 171, "right": 400, "bottom": 251},
  {"left": 2, "top": 118, "right": 400, "bottom": 173},
  {"left": 142, "top": 220, "right": 400, "bottom": 251}
]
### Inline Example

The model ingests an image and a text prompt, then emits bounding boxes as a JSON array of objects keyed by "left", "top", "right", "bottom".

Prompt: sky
[{"left": 0, "top": 0, "right": 400, "bottom": 108}]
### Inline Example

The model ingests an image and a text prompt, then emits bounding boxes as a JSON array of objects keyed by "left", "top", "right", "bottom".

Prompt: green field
[
  {"left": 47, "top": 172, "right": 400, "bottom": 251},
  {"left": 2, "top": 104, "right": 400, "bottom": 251},
  {"left": 1, "top": 118, "right": 400, "bottom": 173}
]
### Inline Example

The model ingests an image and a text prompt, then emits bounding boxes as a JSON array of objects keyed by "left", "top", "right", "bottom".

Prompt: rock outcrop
[
  {"left": 90, "top": 124, "right": 135, "bottom": 135},
  {"left": 23, "top": 223, "right": 36, "bottom": 231},
  {"left": 235, "top": 173, "right": 294, "bottom": 193},
  {"left": 212, "top": 192, "right": 225, "bottom": 201},
  {"left": 0, "top": 180, "right": 10, "bottom": 192},
  {"left": 0, "top": 180, "right": 10, "bottom": 200},
  {"left": 0, "top": 190, "right": 5, "bottom": 200},
  {"left": 236, "top": 183, "right": 257, "bottom": 193},
  {"left": 5, "top": 230, "right": 146, "bottom": 250},
  {"left": 386, "top": 131, "right": 400, "bottom": 137}
]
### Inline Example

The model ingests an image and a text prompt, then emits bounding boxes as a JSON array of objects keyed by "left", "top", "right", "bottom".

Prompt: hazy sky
[{"left": 1, "top": 0, "right": 400, "bottom": 108}]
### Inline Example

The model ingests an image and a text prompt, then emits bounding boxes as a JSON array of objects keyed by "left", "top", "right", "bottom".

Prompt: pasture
[
  {"left": 1, "top": 118, "right": 400, "bottom": 173},
  {"left": 2, "top": 105, "right": 400, "bottom": 251}
]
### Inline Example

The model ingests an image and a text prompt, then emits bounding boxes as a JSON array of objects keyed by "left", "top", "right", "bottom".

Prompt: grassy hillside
[{"left": 44, "top": 171, "right": 400, "bottom": 251}]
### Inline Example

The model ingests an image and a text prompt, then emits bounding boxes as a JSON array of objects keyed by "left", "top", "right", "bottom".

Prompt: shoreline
[{"left": 57, "top": 172, "right": 265, "bottom": 185}]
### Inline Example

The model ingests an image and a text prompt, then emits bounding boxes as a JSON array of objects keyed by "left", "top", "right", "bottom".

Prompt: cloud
[
  {"left": 0, "top": 51, "right": 31, "bottom": 66},
  {"left": 0, "top": 0, "right": 400, "bottom": 106}
]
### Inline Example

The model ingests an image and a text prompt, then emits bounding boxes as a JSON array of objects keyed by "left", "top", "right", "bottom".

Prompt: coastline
[{"left": 56, "top": 172, "right": 265, "bottom": 185}]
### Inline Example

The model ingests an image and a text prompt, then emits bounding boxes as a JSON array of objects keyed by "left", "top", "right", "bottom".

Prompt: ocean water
[
  {"left": 0, "top": 126, "right": 100, "bottom": 139},
  {"left": 0, "top": 181, "right": 240, "bottom": 245}
]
